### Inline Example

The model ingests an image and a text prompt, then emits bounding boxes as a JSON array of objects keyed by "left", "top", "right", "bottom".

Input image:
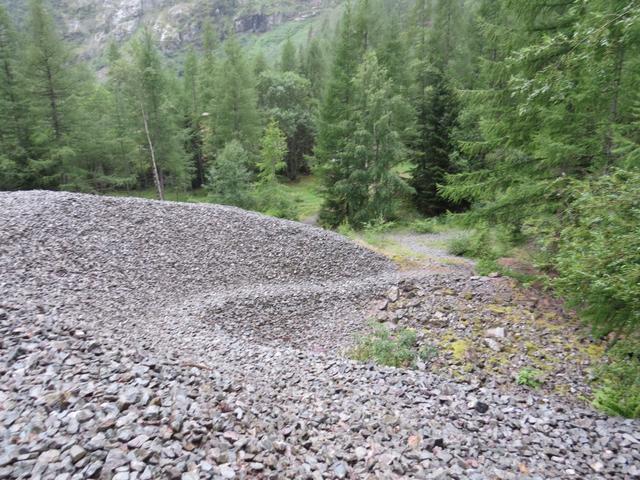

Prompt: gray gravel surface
[{"left": 1, "top": 191, "right": 639, "bottom": 480}]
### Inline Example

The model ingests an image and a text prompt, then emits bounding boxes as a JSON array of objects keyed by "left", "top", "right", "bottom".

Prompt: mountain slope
[{"left": 0, "top": 0, "right": 342, "bottom": 62}]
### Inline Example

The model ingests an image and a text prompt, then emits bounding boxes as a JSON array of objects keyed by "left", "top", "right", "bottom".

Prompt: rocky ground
[
  {"left": 1, "top": 191, "right": 639, "bottom": 480},
  {"left": 366, "top": 232, "right": 604, "bottom": 401}
]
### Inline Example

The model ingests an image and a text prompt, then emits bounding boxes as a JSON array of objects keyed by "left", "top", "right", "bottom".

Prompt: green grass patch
[
  {"left": 278, "top": 175, "right": 323, "bottom": 220},
  {"left": 350, "top": 324, "right": 436, "bottom": 368},
  {"left": 105, "top": 187, "right": 208, "bottom": 203},
  {"left": 516, "top": 368, "right": 544, "bottom": 388}
]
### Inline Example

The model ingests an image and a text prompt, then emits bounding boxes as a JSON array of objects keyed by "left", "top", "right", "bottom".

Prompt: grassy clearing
[
  {"left": 105, "top": 188, "right": 208, "bottom": 203},
  {"left": 105, "top": 175, "right": 323, "bottom": 221},
  {"left": 277, "top": 175, "right": 323, "bottom": 221}
]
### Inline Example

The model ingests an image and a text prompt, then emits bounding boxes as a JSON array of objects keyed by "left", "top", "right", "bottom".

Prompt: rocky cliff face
[{"left": 1, "top": 0, "right": 336, "bottom": 60}]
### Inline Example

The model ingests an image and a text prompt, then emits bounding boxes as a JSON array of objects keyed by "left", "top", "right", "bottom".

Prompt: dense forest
[{"left": 1, "top": 0, "right": 639, "bottom": 416}]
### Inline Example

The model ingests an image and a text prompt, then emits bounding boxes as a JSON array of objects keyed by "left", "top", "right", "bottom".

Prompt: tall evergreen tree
[
  {"left": 301, "top": 37, "right": 326, "bottom": 99},
  {"left": 25, "top": 0, "right": 80, "bottom": 188},
  {"left": 315, "top": 3, "right": 361, "bottom": 225},
  {"left": 442, "top": 0, "right": 640, "bottom": 230},
  {"left": 207, "top": 34, "right": 261, "bottom": 155},
  {"left": 410, "top": 65, "right": 459, "bottom": 215},
  {"left": 0, "top": 5, "right": 29, "bottom": 188},
  {"left": 279, "top": 36, "right": 297, "bottom": 72},
  {"left": 199, "top": 22, "right": 218, "bottom": 112},
  {"left": 257, "top": 71, "right": 315, "bottom": 180},
  {"left": 253, "top": 50, "right": 268, "bottom": 77},
  {"left": 129, "top": 29, "right": 189, "bottom": 198},
  {"left": 105, "top": 42, "right": 139, "bottom": 188},
  {"left": 183, "top": 47, "right": 206, "bottom": 187},
  {"left": 335, "top": 51, "right": 412, "bottom": 226}
]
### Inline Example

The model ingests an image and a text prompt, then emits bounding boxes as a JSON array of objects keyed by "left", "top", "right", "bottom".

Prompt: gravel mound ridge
[{"left": 1, "top": 191, "right": 639, "bottom": 480}]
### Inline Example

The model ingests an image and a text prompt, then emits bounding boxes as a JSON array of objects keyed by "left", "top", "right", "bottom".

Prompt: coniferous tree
[
  {"left": 105, "top": 43, "right": 139, "bottom": 189},
  {"left": 407, "top": 0, "right": 462, "bottom": 216},
  {"left": 442, "top": 0, "right": 640, "bottom": 230},
  {"left": 207, "top": 35, "right": 261, "bottom": 155},
  {"left": 207, "top": 140, "right": 253, "bottom": 208},
  {"left": 129, "top": 29, "right": 189, "bottom": 198},
  {"left": 183, "top": 47, "right": 206, "bottom": 187},
  {"left": 257, "top": 71, "right": 315, "bottom": 180},
  {"left": 279, "top": 36, "right": 297, "bottom": 72},
  {"left": 199, "top": 22, "right": 218, "bottom": 112},
  {"left": 410, "top": 65, "right": 459, "bottom": 215},
  {"left": 253, "top": 50, "right": 268, "bottom": 77},
  {"left": 0, "top": 5, "right": 29, "bottom": 188},
  {"left": 257, "top": 119, "right": 287, "bottom": 184},
  {"left": 335, "top": 51, "right": 412, "bottom": 226},
  {"left": 301, "top": 38, "right": 326, "bottom": 99},
  {"left": 25, "top": 0, "right": 81, "bottom": 188},
  {"left": 315, "top": 3, "right": 361, "bottom": 226}
]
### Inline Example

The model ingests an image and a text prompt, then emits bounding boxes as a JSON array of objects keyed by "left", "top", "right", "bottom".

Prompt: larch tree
[
  {"left": 129, "top": 29, "right": 189, "bottom": 199},
  {"left": 0, "top": 5, "right": 30, "bottom": 188},
  {"left": 25, "top": 0, "right": 79, "bottom": 188},
  {"left": 279, "top": 36, "right": 297, "bottom": 72},
  {"left": 183, "top": 47, "right": 206, "bottom": 188},
  {"left": 208, "top": 34, "right": 261, "bottom": 156},
  {"left": 257, "top": 70, "right": 315, "bottom": 180}
]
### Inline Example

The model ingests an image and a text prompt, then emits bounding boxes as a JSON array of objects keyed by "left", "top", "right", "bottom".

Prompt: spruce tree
[
  {"left": 336, "top": 51, "right": 412, "bottom": 226},
  {"left": 410, "top": 65, "right": 459, "bottom": 216},
  {"left": 315, "top": 3, "right": 360, "bottom": 226}
]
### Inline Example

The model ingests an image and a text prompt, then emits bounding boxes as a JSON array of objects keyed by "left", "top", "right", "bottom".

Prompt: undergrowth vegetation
[
  {"left": 516, "top": 368, "right": 544, "bottom": 389},
  {"left": 350, "top": 325, "right": 436, "bottom": 368},
  {"left": 444, "top": 170, "right": 640, "bottom": 417}
]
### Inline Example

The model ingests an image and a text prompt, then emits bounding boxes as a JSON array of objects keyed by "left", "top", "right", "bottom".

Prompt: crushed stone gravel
[{"left": 1, "top": 191, "right": 639, "bottom": 480}]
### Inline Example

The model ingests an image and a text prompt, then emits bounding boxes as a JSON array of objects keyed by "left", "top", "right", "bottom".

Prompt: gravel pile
[{"left": 1, "top": 191, "right": 639, "bottom": 480}]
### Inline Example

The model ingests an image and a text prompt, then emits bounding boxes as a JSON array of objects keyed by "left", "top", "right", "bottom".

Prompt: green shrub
[
  {"left": 593, "top": 339, "right": 640, "bottom": 418},
  {"left": 410, "top": 219, "right": 435, "bottom": 234},
  {"left": 255, "top": 183, "right": 299, "bottom": 220},
  {"left": 554, "top": 170, "right": 640, "bottom": 336},
  {"left": 350, "top": 325, "right": 419, "bottom": 368},
  {"left": 516, "top": 368, "right": 543, "bottom": 388},
  {"left": 207, "top": 141, "right": 255, "bottom": 210},
  {"left": 448, "top": 234, "right": 476, "bottom": 256}
]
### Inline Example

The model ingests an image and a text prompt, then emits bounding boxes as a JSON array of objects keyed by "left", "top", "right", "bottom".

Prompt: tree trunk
[{"left": 140, "top": 102, "right": 164, "bottom": 201}]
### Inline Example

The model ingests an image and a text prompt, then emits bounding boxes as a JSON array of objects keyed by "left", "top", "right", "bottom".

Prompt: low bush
[
  {"left": 516, "top": 368, "right": 543, "bottom": 388},
  {"left": 254, "top": 184, "right": 299, "bottom": 220},
  {"left": 410, "top": 219, "right": 435, "bottom": 234},
  {"left": 554, "top": 170, "right": 640, "bottom": 337},
  {"left": 593, "top": 339, "right": 640, "bottom": 418}
]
